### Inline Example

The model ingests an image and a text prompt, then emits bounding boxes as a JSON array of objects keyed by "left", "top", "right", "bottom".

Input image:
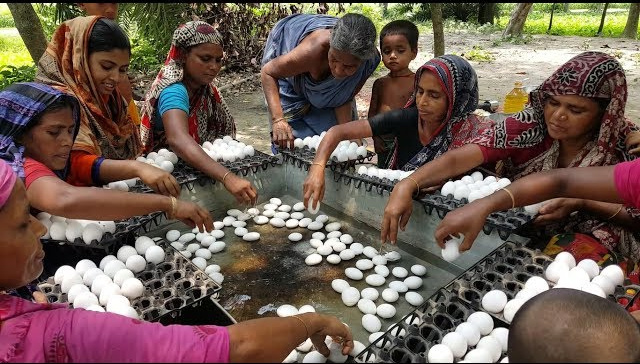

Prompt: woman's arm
[
  {"left": 27, "top": 176, "right": 212, "bottom": 231},
  {"left": 381, "top": 143, "right": 486, "bottom": 245},
  {"left": 303, "top": 120, "right": 374, "bottom": 209},
  {"left": 162, "top": 110, "right": 257, "bottom": 205},
  {"left": 99, "top": 159, "right": 180, "bottom": 197}
]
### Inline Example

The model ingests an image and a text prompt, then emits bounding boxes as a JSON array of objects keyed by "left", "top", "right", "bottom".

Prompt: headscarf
[
  {"left": 0, "top": 82, "right": 80, "bottom": 180},
  {"left": 387, "top": 55, "right": 493, "bottom": 170},
  {"left": 467, "top": 51, "right": 637, "bottom": 178},
  {"left": 34, "top": 16, "right": 142, "bottom": 160},
  {"left": 0, "top": 158, "right": 17, "bottom": 209},
  {"left": 140, "top": 21, "right": 236, "bottom": 152}
]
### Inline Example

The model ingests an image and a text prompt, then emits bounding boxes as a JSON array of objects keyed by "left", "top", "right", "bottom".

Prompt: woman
[
  {"left": 35, "top": 16, "right": 142, "bottom": 164},
  {"left": 0, "top": 159, "right": 354, "bottom": 362},
  {"left": 381, "top": 51, "right": 640, "bottom": 255},
  {"left": 0, "top": 82, "right": 210, "bottom": 229},
  {"left": 261, "top": 13, "right": 381, "bottom": 151},
  {"left": 140, "top": 21, "right": 257, "bottom": 206},
  {"left": 303, "top": 55, "right": 493, "bottom": 209}
]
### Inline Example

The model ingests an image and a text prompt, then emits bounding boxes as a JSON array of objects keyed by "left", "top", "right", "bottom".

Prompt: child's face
[
  {"left": 381, "top": 34, "right": 417, "bottom": 73},
  {"left": 20, "top": 106, "right": 75, "bottom": 172}
]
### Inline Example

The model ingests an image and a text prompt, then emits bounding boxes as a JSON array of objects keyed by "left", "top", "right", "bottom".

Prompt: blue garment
[
  {"left": 262, "top": 13, "right": 381, "bottom": 145},
  {"left": 154, "top": 83, "right": 190, "bottom": 131},
  {"left": 0, "top": 82, "right": 80, "bottom": 179}
]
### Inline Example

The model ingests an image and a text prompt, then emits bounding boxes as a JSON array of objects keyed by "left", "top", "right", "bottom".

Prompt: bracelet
[
  {"left": 167, "top": 196, "right": 177, "bottom": 219},
  {"left": 500, "top": 187, "right": 515, "bottom": 209},
  {"left": 291, "top": 315, "right": 310, "bottom": 340},
  {"left": 222, "top": 171, "right": 232, "bottom": 184},
  {"left": 406, "top": 176, "right": 420, "bottom": 197},
  {"left": 311, "top": 162, "right": 325, "bottom": 169},
  {"left": 272, "top": 117, "right": 287, "bottom": 125},
  {"left": 607, "top": 204, "right": 624, "bottom": 220}
]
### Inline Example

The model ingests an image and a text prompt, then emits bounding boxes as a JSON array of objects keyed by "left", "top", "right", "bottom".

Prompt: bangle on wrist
[
  {"left": 311, "top": 162, "right": 325, "bottom": 169},
  {"left": 406, "top": 176, "right": 420, "bottom": 198},
  {"left": 167, "top": 196, "right": 177, "bottom": 219},
  {"left": 291, "top": 315, "right": 310, "bottom": 340},
  {"left": 222, "top": 171, "right": 232, "bottom": 184},
  {"left": 500, "top": 187, "right": 515, "bottom": 209},
  {"left": 607, "top": 204, "right": 624, "bottom": 220},
  {"left": 272, "top": 117, "right": 287, "bottom": 125}
]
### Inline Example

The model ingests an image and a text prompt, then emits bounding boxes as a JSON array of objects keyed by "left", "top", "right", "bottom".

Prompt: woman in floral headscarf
[
  {"left": 140, "top": 21, "right": 256, "bottom": 205},
  {"left": 381, "top": 52, "right": 640, "bottom": 264}
]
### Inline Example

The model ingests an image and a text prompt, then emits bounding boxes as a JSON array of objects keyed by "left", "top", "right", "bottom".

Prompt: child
[
  {"left": 508, "top": 288, "right": 640, "bottom": 362},
  {"left": 368, "top": 20, "right": 419, "bottom": 168}
]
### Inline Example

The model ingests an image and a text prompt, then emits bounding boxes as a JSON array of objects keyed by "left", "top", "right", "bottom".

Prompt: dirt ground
[{"left": 215, "top": 31, "right": 640, "bottom": 154}]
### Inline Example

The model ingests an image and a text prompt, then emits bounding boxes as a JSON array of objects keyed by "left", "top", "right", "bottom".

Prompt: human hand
[
  {"left": 381, "top": 180, "right": 416, "bottom": 245},
  {"left": 303, "top": 164, "right": 325, "bottom": 210},
  {"left": 534, "top": 198, "right": 583, "bottom": 225},
  {"left": 625, "top": 131, "right": 640, "bottom": 155},
  {"left": 272, "top": 119, "right": 294, "bottom": 150},
  {"left": 172, "top": 199, "right": 214, "bottom": 232},
  {"left": 435, "top": 202, "right": 490, "bottom": 252},
  {"left": 223, "top": 173, "right": 258, "bottom": 206},
  {"left": 138, "top": 163, "right": 181, "bottom": 197},
  {"left": 307, "top": 314, "right": 354, "bottom": 356}
]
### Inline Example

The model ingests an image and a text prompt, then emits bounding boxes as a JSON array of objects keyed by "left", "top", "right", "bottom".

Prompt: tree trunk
[
  {"left": 478, "top": 3, "right": 496, "bottom": 25},
  {"left": 502, "top": 3, "right": 533, "bottom": 37},
  {"left": 622, "top": 2, "right": 640, "bottom": 39},
  {"left": 596, "top": 3, "right": 609, "bottom": 36},
  {"left": 6, "top": 3, "right": 48, "bottom": 64},
  {"left": 547, "top": 3, "right": 556, "bottom": 33},
  {"left": 431, "top": 3, "right": 445, "bottom": 57},
  {"left": 563, "top": 3, "right": 570, "bottom": 12}
]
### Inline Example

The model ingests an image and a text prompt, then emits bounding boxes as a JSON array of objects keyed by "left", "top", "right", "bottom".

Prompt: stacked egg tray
[
  {"left": 331, "top": 168, "right": 397, "bottom": 195},
  {"left": 353, "top": 288, "right": 508, "bottom": 363},
  {"left": 444, "top": 241, "right": 640, "bottom": 316},
  {"left": 37, "top": 240, "right": 222, "bottom": 324},
  {"left": 128, "top": 168, "right": 200, "bottom": 194},
  {"left": 278, "top": 146, "right": 375, "bottom": 173},
  {"left": 41, "top": 211, "right": 167, "bottom": 255}
]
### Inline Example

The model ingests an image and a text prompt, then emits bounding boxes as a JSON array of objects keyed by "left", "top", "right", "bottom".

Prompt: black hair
[
  {"left": 88, "top": 17, "right": 131, "bottom": 55},
  {"left": 380, "top": 20, "right": 419, "bottom": 52}
]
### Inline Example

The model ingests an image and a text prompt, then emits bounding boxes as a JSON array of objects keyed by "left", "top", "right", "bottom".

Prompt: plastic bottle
[{"left": 503, "top": 81, "right": 529, "bottom": 114}]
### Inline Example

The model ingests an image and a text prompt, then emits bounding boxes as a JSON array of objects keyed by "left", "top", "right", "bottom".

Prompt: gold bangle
[
  {"left": 311, "top": 162, "right": 325, "bottom": 169},
  {"left": 607, "top": 204, "right": 624, "bottom": 220},
  {"left": 222, "top": 171, "right": 232, "bottom": 184},
  {"left": 501, "top": 187, "right": 515, "bottom": 209},
  {"left": 291, "top": 315, "right": 310, "bottom": 340},
  {"left": 167, "top": 196, "right": 177, "bottom": 219},
  {"left": 272, "top": 117, "right": 287, "bottom": 125},
  {"left": 406, "top": 176, "right": 420, "bottom": 197}
]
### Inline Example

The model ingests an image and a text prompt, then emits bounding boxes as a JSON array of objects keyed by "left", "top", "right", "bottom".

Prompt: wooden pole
[
  {"left": 597, "top": 3, "right": 609, "bottom": 36},
  {"left": 547, "top": 3, "right": 556, "bottom": 33}
]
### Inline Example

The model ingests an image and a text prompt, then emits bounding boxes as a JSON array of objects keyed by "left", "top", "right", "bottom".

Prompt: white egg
[
  {"left": 375, "top": 265, "right": 390, "bottom": 277},
  {"left": 555, "top": 251, "right": 577, "bottom": 268},
  {"left": 278, "top": 204, "right": 292, "bottom": 213},
  {"left": 381, "top": 288, "right": 399, "bottom": 303},
  {"left": 108, "top": 304, "right": 139, "bottom": 319},
  {"left": 145, "top": 245, "right": 165, "bottom": 265},
  {"left": 442, "top": 332, "right": 468, "bottom": 358},
  {"left": 524, "top": 276, "right": 549, "bottom": 294},
  {"left": 467, "top": 190, "right": 484, "bottom": 203},
  {"left": 545, "top": 261, "right": 570, "bottom": 283},
  {"left": 294, "top": 138, "right": 304, "bottom": 148},
  {"left": 357, "top": 298, "right": 377, "bottom": 315},
  {"left": 274, "top": 211, "right": 290, "bottom": 220},
  {"left": 350, "top": 242, "right": 364, "bottom": 255},
  {"left": 392, "top": 267, "right": 408, "bottom": 279},
  {"left": 302, "top": 351, "right": 327, "bottom": 363},
  {"left": 103, "top": 260, "right": 126, "bottom": 279},
  {"left": 326, "top": 254, "right": 341, "bottom": 264},
  {"left": 222, "top": 216, "right": 236, "bottom": 226},
  {"left": 341, "top": 287, "right": 360, "bottom": 306},
  {"left": 210, "top": 230, "right": 225, "bottom": 239},
  {"left": 293, "top": 202, "right": 305, "bottom": 211},
  {"left": 476, "top": 335, "right": 503, "bottom": 362},
  {"left": 581, "top": 282, "right": 606, "bottom": 298},
  {"left": 106, "top": 295, "right": 131, "bottom": 313},
  {"left": 186, "top": 243, "right": 200, "bottom": 253},
  {"left": 461, "top": 175, "right": 475, "bottom": 185},
  {"left": 345, "top": 267, "right": 364, "bottom": 280},
  {"left": 577, "top": 259, "right": 600, "bottom": 279},
  {"left": 195, "top": 248, "right": 212, "bottom": 260},
  {"left": 454, "top": 186, "right": 471, "bottom": 200},
  {"left": 356, "top": 259, "right": 374, "bottom": 270},
  {"left": 467, "top": 311, "right": 494, "bottom": 336},
  {"left": 288, "top": 232, "right": 303, "bottom": 242},
  {"left": 388, "top": 281, "right": 408, "bottom": 293},
  {"left": 116, "top": 245, "right": 138, "bottom": 263},
  {"left": 404, "top": 276, "right": 423, "bottom": 289},
  {"left": 234, "top": 227, "right": 249, "bottom": 237},
  {"left": 365, "top": 274, "right": 385, "bottom": 287},
  {"left": 98, "top": 221, "right": 116, "bottom": 234},
  {"left": 371, "top": 255, "right": 387, "bottom": 266},
  {"left": 515, "top": 288, "right": 538, "bottom": 302},
  {"left": 592, "top": 275, "right": 616, "bottom": 296},
  {"left": 523, "top": 202, "right": 543, "bottom": 214},
  {"left": 231, "top": 220, "right": 246, "bottom": 228},
  {"left": 125, "top": 255, "right": 146, "bottom": 273},
  {"left": 503, "top": 298, "right": 526, "bottom": 323},
  {"left": 98, "top": 255, "right": 117, "bottom": 271},
  {"left": 359, "top": 287, "right": 378, "bottom": 301},
  {"left": 376, "top": 303, "right": 396, "bottom": 319},
  {"left": 305, "top": 253, "right": 322, "bottom": 266},
  {"left": 269, "top": 197, "right": 282, "bottom": 206},
  {"left": 113, "top": 269, "right": 134, "bottom": 286},
  {"left": 73, "top": 291, "right": 99, "bottom": 309},
  {"left": 327, "top": 230, "right": 342, "bottom": 239},
  {"left": 456, "top": 322, "right": 481, "bottom": 346},
  {"left": 252, "top": 215, "right": 269, "bottom": 225},
  {"left": 82, "top": 268, "right": 105, "bottom": 287},
  {"left": 600, "top": 264, "right": 625, "bottom": 286},
  {"left": 67, "top": 284, "right": 89, "bottom": 303},
  {"left": 362, "top": 314, "right": 382, "bottom": 333},
  {"left": 566, "top": 266, "right": 591, "bottom": 286},
  {"left": 179, "top": 233, "right": 196, "bottom": 243},
  {"left": 325, "top": 222, "right": 342, "bottom": 232},
  {"left": 481, "top": 290, "right": 508, "bottom": 313},
  {"left": 470, "top": 171, "right": 484, "bottom": 182},
  {"left": 85, "top": 304, "right": 105, "bottom": 312},
  {"left": 405, "top": 291, "right": 424, "bottom": 306},
  {"left": 134, "top": 236, "right": 155, "bottom": 255},
  {"left": 276, "top": 304, "right": 298, "bottom": 317},
  {"left": 99, "top": 282, "right": 122, "bottom": 305},
  {"left": 269, "top": 217, "right": 286, "bottom": 228},
  {"left": 200, "top": 236, "right": 215, "bottom": 248},
  {"left": 339, "top": 234, "right": 353, "bottom": 245},
  {"left": 441, "top": 181, "right": 456, "bottom": 196},
  {"left": 309, "top": 239, "right": 323, "bottom": 249},
  {"left": 180, "top": 251, "right": 192, "bottom": 259},
  {"left": 332, "top": 279, "right": 350, "bottom": 293},
  {"left": 490, "top": 327, "right": 509, "bottom": 353},
  {"left": 349, "top": 341, "right": 367, "bottom": 358},
  {"left": 192, "top": 257, "right": 207, "bottom": 270},
  {"left": 442, "top": 239, "right": 461, "bottom": 262},
  {"left": 81, "top": 223, "right": 104, "bottom": 245},
  {"left": 205, "top": 265, "right": 221, "bottom": 275},
  {"left": 212, "top": 221, "right": 225, "bottom": 230},
  {"left": 410, "top": 264, "right": 427, "bottom": 276},
  {"left": 65, "top": 220, "right": 84, "bottom": 242},
  {"left": 299, "top": 217, "right": 312, "bottom": 228},
  {"left": 428, "top": 344, "right": 454, "bottom": 363},
  {"left": 317, "top": 245, "right": 332, "bottom": 256},
  {"left": 339, "top": 249, "right": 355, "bottom": 261},
  {"left": 298, "top": 305, "right": 315, "bottom": 314},
  {"left": 209, "top": 272, "right": 224, "bottom": 284},
  {"left": 285, "top": 219, "right": 299, "bottom": 229},
  {"left": 290, "top": 212, "right": 304, "bottom": 220},
  {"left": 108, "top": 181, "right": 129, "bottom": 192}
]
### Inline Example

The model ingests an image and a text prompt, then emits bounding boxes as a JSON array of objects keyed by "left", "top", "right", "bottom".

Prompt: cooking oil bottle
[{"left": 503, "top": 81, "right": 529, "bottom": 114}]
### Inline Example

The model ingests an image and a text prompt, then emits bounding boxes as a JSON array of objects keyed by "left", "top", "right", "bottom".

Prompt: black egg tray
[
  {"left": 330, "top": 168, "right": 398, "bottom": 196},
  {"left": 278, "top": 145, "right": 375, "bottom": 173},
  {"left": 353, "top": 288, "right": 508, "bottom": 363},
  {"left": 37, "top": 239, "right": 221, "bottom": 323},
  {"left": 127, "top": 168, "right": 200, "bottom": 194},
  {"left": 40, "top": 211, "right": 167, "bottom": 255}
]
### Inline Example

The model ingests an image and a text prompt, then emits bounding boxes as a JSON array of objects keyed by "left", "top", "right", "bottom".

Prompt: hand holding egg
[
  {"left": 172, "top": 199, "right": 214, "bottom": 233},
  {"left": 137, "top": 162, "right": 181, "bottom": 197},
  {"left": 222, "top": 173, "right": 258, "bottom": 206},
  {"left": 303, "top": 165, "right": 326, "bottom": 212},
  {"left": 307, "top": 313, "right": 354, "bottom": 357},
  {"left": 434, "top": 202, "right": 488, "bottom": 252}
]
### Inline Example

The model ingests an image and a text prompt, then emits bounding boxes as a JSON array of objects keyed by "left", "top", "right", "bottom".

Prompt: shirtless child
[{"left": 368, "top": 20, "right": 419, "bottom": 168}]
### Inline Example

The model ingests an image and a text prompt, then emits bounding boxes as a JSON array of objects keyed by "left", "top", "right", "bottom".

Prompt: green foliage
[
  {"left": 34, "top": 4, "right": 61, "bottom": 40},
  {"left": 508, "top": 11, "right": 629, "bottom": 37},
  {"left": 129, "top": 37, "right": 164, "bottom": 74},
  {"left": 333, "top": 3, "right": 384, "bottom": 32},
  {"left": 0, "top": 64, "right": 36, "bottom": 90},
  {"left": 0, "top": 4, "right": 14, "bottom": 28},
  {"left": 462, "top": 46, "right": 494, "bottom": 62},
  {"left": 0, "top": 30, "right": 33, "bottom": 67}
]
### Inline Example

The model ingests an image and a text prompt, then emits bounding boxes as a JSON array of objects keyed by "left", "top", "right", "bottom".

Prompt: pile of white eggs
[
  {"left": 136, "top": 148, "right": 178, "bottom": 173},
  {"left": 356, "top": 165, "right": 414, "bottom": 182},
  {"left": 440, "top": 172, "right": 511, "bottom": 203},
  {"left": 201, "top": 135, "right": 256, "bottom": 163},
  {"left": 425, "top": 311, "right": 509, "bottom": 363},
  {"left": 52, "top": 239, "right": 161, "bottom": 319},
  {"left": 37, "top": 212, "right": 116, "bottom": 245},
  {"left": 293, "top": 133, "right": 369, "bottom": 163},
  {"left": 165, "top": 226, "right": 228, "bottom": 285}
]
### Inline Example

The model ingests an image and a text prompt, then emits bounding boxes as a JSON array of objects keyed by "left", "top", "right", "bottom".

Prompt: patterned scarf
[
  {"left": 387, "top": 55, "right": 492, "bottom": 170},
  {"left": 0, "top": 82, "right": 80, "bottom": 180},
  {"left": 140, "top": 21, "right": 236, "bottom": 152},
  {"left": 34, "top": 16, "right": 141, "bottom": 160}
]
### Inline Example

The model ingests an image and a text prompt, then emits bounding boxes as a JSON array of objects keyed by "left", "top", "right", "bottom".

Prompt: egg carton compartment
[
  {"left": 613, "top": 284, "right": 640, "bottom": 310},
  {"left": 330, "top": 168, "right": 398, "bottom": 196},
  {"left": 278, "top": 145, "right": 375, "bottom": 173},
  {"left": 40, "top": 211, "right": 167, "bottom": 255},
  {"left": 37, "top": 240, "right": 222, "bottom": 324},
  {"left": 354, "top": 288, "right": 508, "bottom": 363},
  {"left": 176, "top": 148, "right": 280, "bottom": 184}
]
